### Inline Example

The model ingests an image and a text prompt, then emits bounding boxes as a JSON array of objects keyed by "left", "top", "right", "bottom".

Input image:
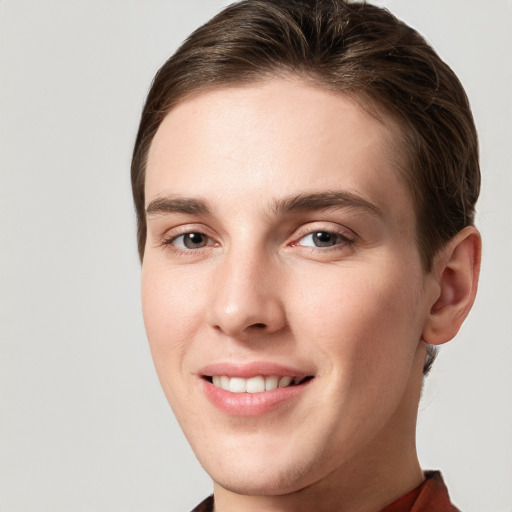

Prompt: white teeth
[
  {"left": 265, "top": 376, "right": 278, "bottom": 391},
  {"left": 210, "top": 375, "right": 304, "bottom": 393},
  {"left": 246, "top": 376, "right": 265, "bottom": 393},
  {"left": 278, "top": 376, "right": 292, "bottom": 388},
  {"left": 229, "top": 377, "right": 246, "bottom": 393},
  {"left": 220, "top": 375, "right": 230, "bottom": 390}
]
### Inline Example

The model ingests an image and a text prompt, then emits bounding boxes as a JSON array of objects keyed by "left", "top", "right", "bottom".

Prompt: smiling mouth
[{"left": 204, "top": 375, "right": 314, "bottom": 393}]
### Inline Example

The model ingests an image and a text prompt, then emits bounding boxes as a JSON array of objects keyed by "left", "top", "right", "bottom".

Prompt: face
[{"left": 142, "top": 79, "right": 437, "bottom": 496}]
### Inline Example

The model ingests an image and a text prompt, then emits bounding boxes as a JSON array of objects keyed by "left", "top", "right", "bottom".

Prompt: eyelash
[
  {"left": 293, "top": 229, "right": 355, "bottom": 250},
  {"left": 161, "top": 231, "right": 217, "bottom": 252},
  {"left": 160, "top": 226, "right": 356, "bottom": 254}
]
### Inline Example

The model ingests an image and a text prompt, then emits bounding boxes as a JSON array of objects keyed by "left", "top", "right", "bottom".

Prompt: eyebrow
[
  {"left": 145, "top": 190, "right": 383, "bottom": 218},
  {"left": 271, "top": 190, "right": 383, "bottom": 218},
  {"left": 146, "top": 196, "right": 212, "bottom": 217}
]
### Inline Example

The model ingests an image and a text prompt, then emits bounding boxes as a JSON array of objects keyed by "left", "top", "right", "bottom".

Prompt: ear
[{"left": 422, "top": 226, "right": 481, "bottom": 345}]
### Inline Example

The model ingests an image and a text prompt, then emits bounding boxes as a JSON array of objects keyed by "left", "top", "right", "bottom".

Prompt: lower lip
[{"left": 201, "top": 379, "right": 312, "bottom": 417}]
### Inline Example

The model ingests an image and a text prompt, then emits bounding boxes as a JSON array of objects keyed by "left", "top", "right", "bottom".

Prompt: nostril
[{"left": 251, "top": 323, "right": 266, "bottom": 329}]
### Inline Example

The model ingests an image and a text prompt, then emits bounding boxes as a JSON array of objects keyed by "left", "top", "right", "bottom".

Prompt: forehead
[{"left": 145, "top": 79, "right": 412, "bottom": 224}]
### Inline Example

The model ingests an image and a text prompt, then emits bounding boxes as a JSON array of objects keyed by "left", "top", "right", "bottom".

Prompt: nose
[{"left": 207, "top": 248, "right": 287, "bottom": 339}]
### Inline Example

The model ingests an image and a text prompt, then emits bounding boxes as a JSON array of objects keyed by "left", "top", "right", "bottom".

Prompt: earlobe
[{"left": 422, "top": 226, "right": 481, "bottom": 345}]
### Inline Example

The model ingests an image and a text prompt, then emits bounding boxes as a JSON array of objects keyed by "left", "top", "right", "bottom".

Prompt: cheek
[
  {"left": 141, "top": 261, "right": 207, "bottom": 372},
  {"left": 140, "top": 262, "right": 211, "bottom": 426},
  {"left": 290, "top": 263, "right": 424, "bottom": 378}
]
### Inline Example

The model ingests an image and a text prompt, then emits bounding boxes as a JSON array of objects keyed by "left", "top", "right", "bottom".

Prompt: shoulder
[{"left": 190, "top": 495, "right": 214, "bottom": 512}]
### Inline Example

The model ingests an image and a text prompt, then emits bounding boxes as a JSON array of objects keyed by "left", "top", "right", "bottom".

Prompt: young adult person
[{"left": 131, "top": 1, "right": 481, "bottom": 510}]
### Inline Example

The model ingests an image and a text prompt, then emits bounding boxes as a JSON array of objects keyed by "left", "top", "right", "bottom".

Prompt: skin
[{"left": 141, "top": 79, "right": 480, "bottom": 512}]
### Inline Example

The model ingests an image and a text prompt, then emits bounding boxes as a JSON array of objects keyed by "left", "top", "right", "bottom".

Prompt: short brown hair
[{"left": 131, "top": 0, "right": 480, "bottom": 373}]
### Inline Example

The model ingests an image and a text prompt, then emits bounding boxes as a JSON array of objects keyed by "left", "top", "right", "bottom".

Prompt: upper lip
[{"left": 199, "top": 361, "right": 314, "bottom": 378}]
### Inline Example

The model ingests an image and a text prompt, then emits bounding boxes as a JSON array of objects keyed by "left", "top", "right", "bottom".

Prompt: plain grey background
[{"left": 1, "top": 1, "right": 511, "bottom": 511}]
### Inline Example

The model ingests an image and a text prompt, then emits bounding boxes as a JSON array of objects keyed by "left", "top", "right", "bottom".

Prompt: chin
[
  {"left": 191, "top": 431, "right": 329, "bottom": 497},
  {"left": 208, "top": 459, "right": 315, "bottom": 496}
]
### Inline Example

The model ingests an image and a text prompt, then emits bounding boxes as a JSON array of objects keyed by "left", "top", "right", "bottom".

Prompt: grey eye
[
  {"left": 299, "top": 231, "right": 342, "bottom": 248},
  {"left": 312, "top": 232, "right": 337, "bottom": 247},
  {"left": 175, "top": 232, "right": 209, "bottom": 249}
]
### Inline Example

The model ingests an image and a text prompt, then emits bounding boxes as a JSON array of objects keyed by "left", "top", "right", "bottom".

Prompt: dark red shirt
[{"left": 190, "top": 471, "right": 460, "bottom": 511}]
